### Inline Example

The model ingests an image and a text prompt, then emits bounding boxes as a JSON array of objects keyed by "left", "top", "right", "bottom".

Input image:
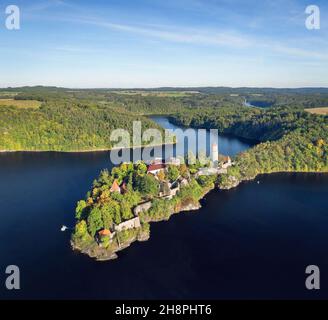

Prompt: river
[{"left": 0, "top": 116, "right": 327, "bottom": 299}]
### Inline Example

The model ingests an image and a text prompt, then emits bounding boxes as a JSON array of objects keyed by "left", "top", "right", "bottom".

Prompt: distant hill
[{"left": 1, "top": 86, "right": 328, "bottom": 95}]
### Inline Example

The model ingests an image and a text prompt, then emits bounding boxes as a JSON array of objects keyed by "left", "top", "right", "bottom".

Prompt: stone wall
[{"left": 114, "top": 217, "right": 141, "bottom": 232}]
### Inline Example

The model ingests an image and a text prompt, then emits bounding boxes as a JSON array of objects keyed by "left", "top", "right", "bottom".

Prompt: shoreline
[
  {"left": 0, "top": 142, "right": 176, "bottom": 154},
  {"left": 74, "top": 167, "right": 328, "bottom": 262},
  {"left": 167, "top": 116, "right": 260, "bottom": 145},
  {"left": 219, "top": 170, "right": 328, "bottom": 190},
  {"left": 72, "top": 181, "right": 213, "bottom": 261},
  {"left": 72, "top": 199, "right": 205, "bottom": 262},
  {"left": 0, "top": 115, "right": 257, "bottom": 154}
]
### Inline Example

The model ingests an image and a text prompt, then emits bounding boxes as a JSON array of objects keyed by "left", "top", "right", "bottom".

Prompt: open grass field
[
  {"left": 305, "top": 107, "right": 328, "bottom": 115},
  {"left": 0, "top": 99, "right": 41, "bottom": 109},
  {"left": 0, "top": 91, "right": 20, "bottom": 97}
]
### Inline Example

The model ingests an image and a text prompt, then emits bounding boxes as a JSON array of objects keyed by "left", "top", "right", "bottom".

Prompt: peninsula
[{"left": 71, "top": 147, "right": 232, "bottom": 261}]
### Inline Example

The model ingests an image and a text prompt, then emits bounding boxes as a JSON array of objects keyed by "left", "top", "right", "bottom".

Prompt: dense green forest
[
  {"left": 0, "top": 86, "right": 327, "bottom": 155},
  {"left": 0, "top": 90, "right": 170, "bottom": 151},
  {"left": 170, "top": 106, "right": 328, "bottom": 187},
  {"left": 0, "top": 87, "right": 249, "bottom": 151}
]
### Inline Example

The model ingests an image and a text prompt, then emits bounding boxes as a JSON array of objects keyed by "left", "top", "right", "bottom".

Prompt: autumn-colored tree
[
  {"left": 157, "top": 170, "right": 166, "bottom": 181},
  {"left": 135, "top": 161, "right": 147, "bottom": 175},
  {"left": 316, "top": 139, "right": 325, "bottom": 148},
  {"left": 179, "top": 164, "right": 189, "bottom": 178}
]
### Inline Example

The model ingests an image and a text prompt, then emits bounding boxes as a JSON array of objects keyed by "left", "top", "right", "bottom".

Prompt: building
[
  {"left": 212, "top": 144, "right": 219, "bottom": 167},
  {"left": 97, "top": 229, "right": 115, "bottom": 241},
  {"left": 222, "top": 156, "right": 232, "bottom": 169},
  {"left": 98, "top": 229, "right": 111, "bottom": 237},
  {"left": 166, "top": 157, "right": 181, "bottom": 166},
  {"left": 147, "top": 163, "right": 166, "bottom": 175},
  {"left": 153, "top": 158, "right": 163, "bottom": 165},
  {"left": 114, "top": 217, "right": 141, "bottom": 232},
  {"left": 110, "top": 179, "right": 121, "bottom": 193},
  {"left": 197, "top": 168, "right": 219, "bottom": 176}
]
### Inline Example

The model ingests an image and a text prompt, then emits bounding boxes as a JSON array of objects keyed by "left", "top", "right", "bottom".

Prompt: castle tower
[{"left": 212, "top": 143, "right": 219, "bottom": 167}]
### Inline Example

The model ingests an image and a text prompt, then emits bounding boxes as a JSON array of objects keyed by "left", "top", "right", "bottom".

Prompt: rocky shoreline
[
  {"left": 218, "top": 170, "right": 328, "bottom": 191},
  {"left": 71, "top": 228, "right": 150, "bottom": 262},
  {"left": 71, "top": 190, "right": 208, "bottom": 261}
]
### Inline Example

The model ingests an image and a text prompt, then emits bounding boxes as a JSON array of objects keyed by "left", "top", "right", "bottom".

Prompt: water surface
[{"left": 0, "top": 117, "right": 327, "bottom": 299}]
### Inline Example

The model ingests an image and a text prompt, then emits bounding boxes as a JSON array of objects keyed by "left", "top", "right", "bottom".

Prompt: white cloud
[
  {"left": 67, "top": 15, "right": 328, "bottom": 61},
  {"left": 66, "top": 16, "right": 253, "bottom": 49}
]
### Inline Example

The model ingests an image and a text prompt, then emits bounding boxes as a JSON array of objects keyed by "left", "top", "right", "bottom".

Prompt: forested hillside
[
  {"left": 0, "top": 101, "right": 163, "bottom": 151},
  {"left": 0, "top": 86, "right": 327, "bottom": 155},
  {"left": 170, "top": 107, "right": 328, "bottom": 187},
  {"left": 0, "top": 87, "right": 248, "bottom": 151}
]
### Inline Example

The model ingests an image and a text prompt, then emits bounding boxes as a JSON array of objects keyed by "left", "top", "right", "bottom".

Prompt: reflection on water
[{"left": 149, "top": 115, "right": 254, "bottom": 158}]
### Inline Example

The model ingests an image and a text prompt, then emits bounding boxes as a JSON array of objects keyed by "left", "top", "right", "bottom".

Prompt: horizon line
[{"left": 1, "top": 85, "right": 328, "bottom": 90}]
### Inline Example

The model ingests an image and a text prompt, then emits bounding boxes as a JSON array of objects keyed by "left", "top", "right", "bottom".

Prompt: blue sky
[{"left": 0, "top": 0, "right": 327, "bottom": 88}]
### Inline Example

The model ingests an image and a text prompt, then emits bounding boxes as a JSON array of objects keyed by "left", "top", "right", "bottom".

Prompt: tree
[
  {"left": 135, "top": 161, "right": 147, "bottom": 175},
  {"left": 111, "top": 167, "right": 123, "bottom": 182},
  {"left": 197, "top": 175, "right": 216, "bottom": 187},
  {"left": 119, "top": 162, "right": 134, "bottom": 176},
  {"left": 316, "top": 139, "right": 325, "bottom": 148},
  {"left": 167, "top": 165, "right": 180, "bottom": 182},
  {"left": 134, "top": 174, "right": 159, "bottom": 197},
  {"left": 101, "top": 203, "right": 114, "bottom": 229},
  {"left": 124, "top": 190, "right": 141, "bottom": 207},
  {"left": 75, "top": 200, "right": 87, "bottom": 220},
  {"left": 179, "top": 164, "right": 189, "bottom": 178},
  {"left": 187, "top": 151, "right": 196, "bottom": 165},
  {"left": 98, "top": 169, "right": 113, "bottom": 186},
  {"left": 100, "top": 235, "right": 111, "bottom": 248},
  {"left": 87, "top": 207, "right": 104, "bottom": 236},
  {"left": 120, "top": 200, "right": 134, "bottom": 220},
  {"left": 74, "top": 220, "right": 91, "bottom": 242},
  {"left": 157, "top": 170, "right": 166, "bottom": 181},
  {"left": 106, "top": 199, "right": 122, "bottom": 225}
]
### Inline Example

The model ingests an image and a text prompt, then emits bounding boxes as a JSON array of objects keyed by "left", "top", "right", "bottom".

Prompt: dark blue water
[
  {"left": 0, "top": 117, "right": 327, "bottom": 299},
  {"left": 148, "top": 115, "right": 253, "bottom": 157},
  {"left": 244, "top": 100, "right": 274, "bottom": 108}
]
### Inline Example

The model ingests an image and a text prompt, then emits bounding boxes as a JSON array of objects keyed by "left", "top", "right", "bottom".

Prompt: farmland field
[
  {"left": 305, "top": 107, "right": 328, "bottom": 115},
  {"left": 0, "top": 99, "right": 41, "bottom": 109}
]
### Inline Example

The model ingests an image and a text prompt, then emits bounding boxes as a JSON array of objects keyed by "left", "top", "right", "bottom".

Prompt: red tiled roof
[
  {"left": 98, "top": 229, "right": 111, "bottom": 237},
  {"left": 110, "top": 179, "right": 121, "bottom": 192},
  {"left": 147, "top": 164, "right": 166, "bottom": 172}
]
